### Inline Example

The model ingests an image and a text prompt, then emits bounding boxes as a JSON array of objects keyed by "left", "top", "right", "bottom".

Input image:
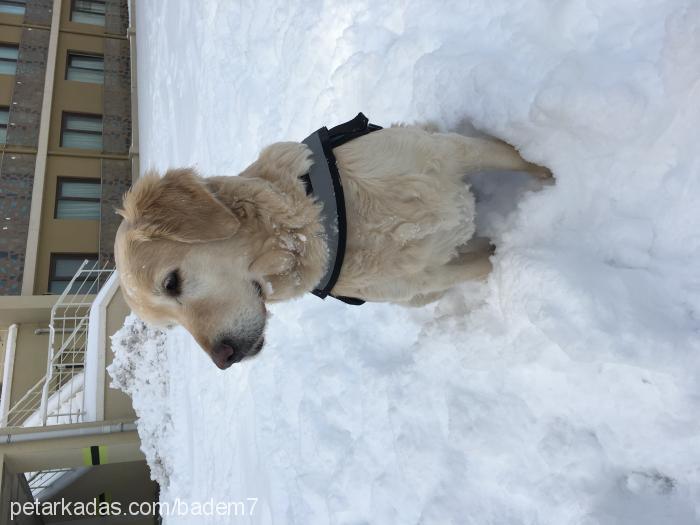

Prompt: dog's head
[{"left": 115, "top": 169, "right": 269, "bottom": 369}]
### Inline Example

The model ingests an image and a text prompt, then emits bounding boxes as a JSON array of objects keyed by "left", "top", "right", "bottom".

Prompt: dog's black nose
[{"left": 211, "top": 340, "right": 246, "bottom": 370}]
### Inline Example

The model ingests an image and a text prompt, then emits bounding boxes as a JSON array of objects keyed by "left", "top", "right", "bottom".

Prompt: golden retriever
[{"left": 115, "top": 125, "right": 550, "bottom": 369}]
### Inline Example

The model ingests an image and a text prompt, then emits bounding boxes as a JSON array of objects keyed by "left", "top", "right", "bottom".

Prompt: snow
[{"left": 109, "top": 0, "right": 700, "bottom": 523}]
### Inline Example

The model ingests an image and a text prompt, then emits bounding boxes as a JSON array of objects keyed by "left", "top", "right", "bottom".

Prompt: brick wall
[
  {"left": 6, "top": 28, "right": 50, "bottom": 148},
  {"left": 100, "top": 0, "right": 133, "bottom": 264},
  {"left": 99, "top": 159, "right": 131, "bottom": 265},
  {"left": 0, "top": 154, "right": 37, "bottom": 295},
  {"left": 102, "top": 37, "right": 131, "bottom": 155},
  {"left": 24, "top": 0, "right": 53, "bottom": 27},
  {"left": 105, "top": 0, "right": 129, "bottom": 36}
]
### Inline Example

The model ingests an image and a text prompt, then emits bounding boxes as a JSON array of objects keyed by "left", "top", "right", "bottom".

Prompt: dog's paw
[{"left": 530, "top": 164, "right": 554, "bottom": 180}]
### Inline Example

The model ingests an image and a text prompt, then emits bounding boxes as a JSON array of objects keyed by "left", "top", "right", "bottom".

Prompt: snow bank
[{"left": 110, "top": 0, "right": 700, "bottom": 523}]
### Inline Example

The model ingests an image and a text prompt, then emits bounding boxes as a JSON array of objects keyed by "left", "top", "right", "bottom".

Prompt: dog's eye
[
  {"left": 253, "top": 281, "right": 264, "bottom": 298},
  {"left": 163, "top": 270, "right": 181, "bottom": 297}
]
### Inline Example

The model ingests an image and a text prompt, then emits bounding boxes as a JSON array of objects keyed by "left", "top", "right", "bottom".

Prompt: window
[
  {"left": 0, "top": 44, "right": 18, "bottom": 76},
  {"left": 55, "top": 178, "right": 101, "bottom": 220},
  {"left": 49, "top": 254, "right": 99, "bottom": 294},
  {"left": 61, "top": 113, "right": 102, "bottom": 150},
  {"left": 0, "top": 1, "right": 26, "bottom": 16},
  {"left": 0, "top": 107, "right": 8, "bottom": 144},
  {"left": 66, "top": 52, "right": 104, "bottom": 84},
  {"left": 70, "top": 0, "right": 105, "bottom": 26}
]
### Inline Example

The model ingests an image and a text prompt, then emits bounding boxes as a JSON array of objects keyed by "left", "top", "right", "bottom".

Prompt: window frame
[
  {"left": 0, "top": 0, "right": 26, "bottom": 16},
  {"left": 60, "top": 111, "right": 103, "bottom": 150},
  {"left": 0, "top": 43, "right": 19, "bottom": 76},
  {"left": 69, "top": 0, "right": 106, "bottom": 26},
  {"left": 0, "top": 106, "right": 8, "bottom": 144},
  {"left": 49, "top": 253, "right": 99, "bottom": 295},
  {"left": 65, "top": 51, "right": 104, "bottom": 84},
  {"left": 54, "top": 177, "right": 102, "bottom": 220}
]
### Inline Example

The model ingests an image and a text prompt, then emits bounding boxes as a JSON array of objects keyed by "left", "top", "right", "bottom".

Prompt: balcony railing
[
  {"left": 2, "top": 259, "right": 115, "bottom": 428},
  {"left": 26, "top": 468, "right": 73, "bottom": 498},
  {"left": 0, "top": 327, "right": 7, "bottom": 393}
]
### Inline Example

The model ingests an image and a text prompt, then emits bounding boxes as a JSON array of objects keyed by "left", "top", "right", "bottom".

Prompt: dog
[{"left": 115, "top": 123, "right": 550, "bottom": 369}]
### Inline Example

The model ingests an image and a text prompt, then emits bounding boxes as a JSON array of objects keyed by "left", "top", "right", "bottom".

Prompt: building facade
[
  {"left": 0, "top": 2, "right": 153, "bottom": 523},
  {"left": 0, "top": 0, "right": 132, "bottom": 297}
]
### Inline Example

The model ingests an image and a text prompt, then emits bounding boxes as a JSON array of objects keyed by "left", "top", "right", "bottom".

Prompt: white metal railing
[
  {"left": 26, "top": 468, "right": 73, "bottom": 498},
  {"left": 0, "top": 328, "right": 7, "bottom": 392},
  {"left": 0, "top": 328, "right": 7, "bottom": 418},
  {"left": 3, "top": 260, "right": 115, "bottom": 428},
  {"left": 0, "top": 324, "right": 18, "bottom": 426}
]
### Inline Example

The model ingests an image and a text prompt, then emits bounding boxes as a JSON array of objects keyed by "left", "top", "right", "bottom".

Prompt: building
[{"left": 0, "top": 1, "right": 154, "bottom": 523}]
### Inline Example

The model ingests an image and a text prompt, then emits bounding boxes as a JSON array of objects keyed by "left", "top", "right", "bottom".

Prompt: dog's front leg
[
  {"left": 451, "top": 135, "right": 552, "bottom": 180},
  {"left": 384, "top": 252, "right": 493, "bottom": 302}
]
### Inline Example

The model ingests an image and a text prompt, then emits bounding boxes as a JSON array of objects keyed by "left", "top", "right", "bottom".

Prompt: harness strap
[{"left": 301, "top": 113, "right": 382, "bottom": 306}]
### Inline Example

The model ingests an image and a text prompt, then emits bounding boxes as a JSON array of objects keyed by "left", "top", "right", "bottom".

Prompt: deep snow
[{"left": 110, "top": 0, "right": 700, "bottom": 523}]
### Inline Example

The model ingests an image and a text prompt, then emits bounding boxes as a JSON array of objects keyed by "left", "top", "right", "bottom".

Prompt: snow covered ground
[{"left": 109, "top": 0, "right": 700, "bottom": 523}]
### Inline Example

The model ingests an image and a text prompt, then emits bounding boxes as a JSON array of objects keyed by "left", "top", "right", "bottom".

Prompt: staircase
[{"left": 3, "top": 259, "right": 115, "bottom": 428}]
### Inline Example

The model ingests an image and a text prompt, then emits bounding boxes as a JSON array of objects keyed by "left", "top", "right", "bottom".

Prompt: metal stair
[{"left": 3, "top": 259, "right": 115, "bottom": 428}]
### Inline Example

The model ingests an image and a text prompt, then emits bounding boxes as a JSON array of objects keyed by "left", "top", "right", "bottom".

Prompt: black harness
[{"left": 300, "top": 113, "right": 382, "bottom": 305}]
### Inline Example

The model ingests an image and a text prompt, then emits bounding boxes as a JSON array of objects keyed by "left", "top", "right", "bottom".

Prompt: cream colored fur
[{"left": 115, "top": 125, "right": 549, "bottom": 365}]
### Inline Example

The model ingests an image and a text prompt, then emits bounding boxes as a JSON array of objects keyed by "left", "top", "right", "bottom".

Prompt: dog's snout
[
  {"left": 212, "top": 340, "right": 246, "bottom": 370},
  {"left": 211, "top": 335, "right": 265, "bottom": 370}
]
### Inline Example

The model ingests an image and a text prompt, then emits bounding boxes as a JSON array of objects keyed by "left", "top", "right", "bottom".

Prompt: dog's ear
[{"left": 118, "top": 169, "right": 240, "bottom": 243}]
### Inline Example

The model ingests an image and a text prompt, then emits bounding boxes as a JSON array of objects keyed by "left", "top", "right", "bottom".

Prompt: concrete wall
[
  {"left": 0, "top": 455, "right": 43, "bottom": 525},
  {"left": 47, "top": 33, "right": 104, "bottom": 152},
  {"left": 0, "top": 330, "right": 6, "bottom": 388},
  {"left": 103, "top": 289, "right": 133, "bottom": 421},
  {"left": 0, "top": 22, "right": 21, "bottom": 107},
  {"left": 8, "top": 324, "right": 48, "bottom": 410},
  {"left": 0, "top": 423, "right": 148, "bottom": 523},
  {"left": 35, "top": 155, "right": 101, "bottom": 296},
  {"left": 43, "top": 460, "right": 155, "bottom": 525}
]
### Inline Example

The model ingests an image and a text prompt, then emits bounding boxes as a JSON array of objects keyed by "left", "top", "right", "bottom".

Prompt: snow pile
[
  {"left": 110, "top": 0, "right": 700, "bottom": 523},
  {"left": 108, "top": 316, "right": 174, "bottom": 485}
]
